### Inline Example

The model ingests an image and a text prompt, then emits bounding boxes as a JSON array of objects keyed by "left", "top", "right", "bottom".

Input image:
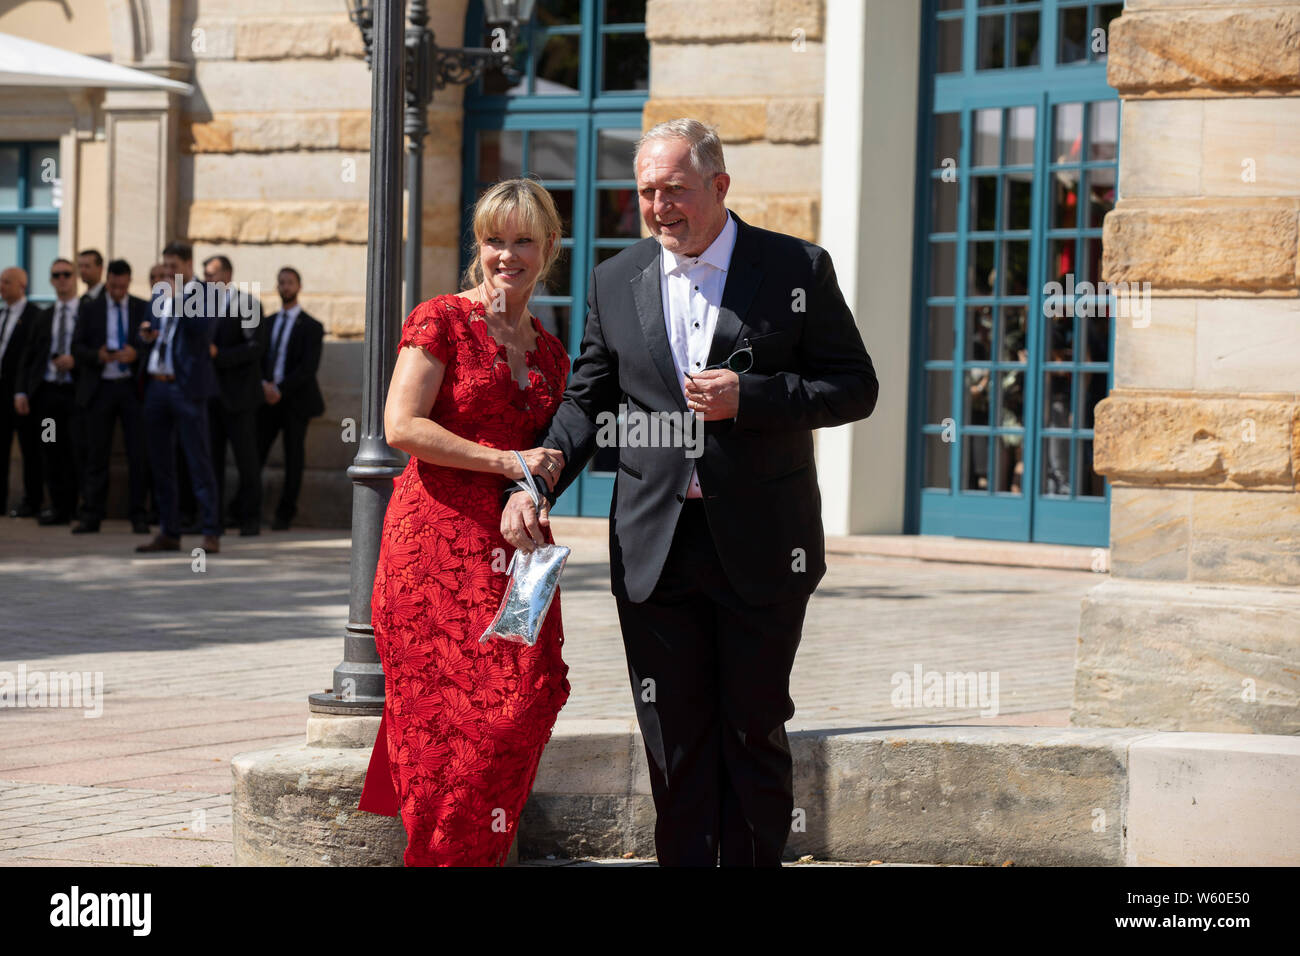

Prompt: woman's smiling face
[{"left": 479, "top": 210, "right": 550, "bottom": 304}]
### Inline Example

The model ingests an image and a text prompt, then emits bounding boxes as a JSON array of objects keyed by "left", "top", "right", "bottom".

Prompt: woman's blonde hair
[{"left": 461, "top": 177, "right": 564, "bottom": 292}]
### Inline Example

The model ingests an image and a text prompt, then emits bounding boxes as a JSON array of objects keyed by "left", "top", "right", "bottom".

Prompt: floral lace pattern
[{"left": 357, "top": 293, "right": 571, "bottom": 866}]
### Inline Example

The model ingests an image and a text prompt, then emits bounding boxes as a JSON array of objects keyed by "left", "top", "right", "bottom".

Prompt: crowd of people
[{"left": 0, "top": 241, "right": 326, "bottom": 553}]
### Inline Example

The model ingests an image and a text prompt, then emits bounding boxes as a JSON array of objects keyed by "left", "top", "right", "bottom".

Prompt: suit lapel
[
  {"left": 631, "top": 249, "right": 687, "bottom": 411},
  {"left": 706, "top": 212, "right": 762, "bottom": 369}
]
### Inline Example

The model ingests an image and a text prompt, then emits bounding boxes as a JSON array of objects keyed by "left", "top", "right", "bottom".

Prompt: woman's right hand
[{"left": 507, "top": 447, "right": 566, "bottom": 491}]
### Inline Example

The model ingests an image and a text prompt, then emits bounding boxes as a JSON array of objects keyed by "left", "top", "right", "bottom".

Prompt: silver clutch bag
[{"left": 480, "top": 451, "right": 570, "bottom": 647}]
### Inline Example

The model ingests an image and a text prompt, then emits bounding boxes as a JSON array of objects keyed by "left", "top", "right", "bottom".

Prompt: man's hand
[
  {"left": 97, "top": 345, "right": 110, "bottom": 365},
  {"left": 684, "top": 368, "right": 739, "bottom": 420},
  {"left": 209, "top": 343, "right": 218, "bottom": 358},
  {"left": 14, "top": 394, "right": 29, "bottom": 416},
  {"left": 138, "top": 322, "right": 158, "bottom": 344},
  {"left": 53, "top": 354, "right": 75, "bottom": 371},
  {"left": 117, "top": 344, "right": 137, "bottom": 363},
  {"left": 501, "top": 490, "right": 550, "bottom": 553},
  {"left": 262, "top": 381, "right": 281, "bottom": 405}
]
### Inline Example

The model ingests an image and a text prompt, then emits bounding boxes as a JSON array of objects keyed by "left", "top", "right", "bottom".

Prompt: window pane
[
  {"left": 1076, "top": 439, "right": 1105, "bottom": 496},
  {"left": 1006, "top": 106, "right": 1035, "bottom": 165},
  {"left": 926, "top": 370, "right": 952, "bottom": 426},
  {"left": 937, "top": 19, "right": 963, "bottom": 74},
  {"left": 536, "top": 32, "right": 581, "bottom": 93},
  {"left": 977, "top": 15, "right": 1005, "bottom": 70},
  {"left": 963, "top": 434, "right": 991, "bottom": 491},
  {"left": 28, "top": 145, "right": 59, "bottom": 209},
  {"left": 1051, "top": 171, "right": 1079, "bottom": 228},
  {"left": 930, "top": 241, "right": 956, "bottom": 297},
  {"left": 597, "top": 188, "right": 640, "bottom": 238},
  {"left": 1059, "top": 5, "right": 1088, "bottom": 64},
  {"left": 531, "top": 301, "right": 572, "bottom": 354},
  {"left": 1083, "top": 313, "right": 1110, "bottom": 364},
  {"left": 1043, "top": 372, "right": 1073, "bottom": 428},
  {"left": 1086, "top": 167, "right": 1115, "bottom": 228},
  {"left": 971, "top": 175, "right": 998, "bottom": 232},
  {"left": 1002, "top": 240, "right": 1028, "bottom": 295},
  {"left": 928, "top": 306, "right": 954, "bottom": 361},
  {"left": 933, "top": 112, "right": 961, "bottom": 170},
  {"left": 1000, "top": 306, "right": 1028, "bottom": 362},
  {"left": 1012, "top": 12, "right": 1039, "bottom": 67},
  {"left": 973, "top": 108, "right": 1001, "bottom": 166},
  {"left": 938, "top": 0, "right": 962, "bottom": 11},
  {"left": 968, "top": 240, "right": 996, "bottom": 297},
  {"left": 1084, "top": 236, "right": 1104, "bottom": 285},
  {"left": 27, "top": 229, "right": 59, "bottom": 300},
  {"left": 995, "top": 433, "right": 1025, "bottom": 494},
  {"left": 1088, "top": 100, "right": 1118, "bottom": 161},
  {"left": 1004, "top": 172, "right": 1032, "bottom": 230},
  {"left": 536, "top": 246, "right": 572, "bottom": 298},
  {"left": 530, "top": 129, "right": 576, "bottom": 180},
  {"left": 1081, "top": 371, "right": 1107, "bottom": 430},
  {"left": 1047, "top": 237, "right": 1075, "bottom": 285},
  {"left": 1042, "top": 437, "right": 1072, "bottom": 494},
  {"left": 602, "top": 33, "right": 649, "bottom": 91},
  {"left": 1047, "top": 313, "right": 1074, "bottom": 362},
  {"left": 932, "top": 180, "right": 958, "bottom": 233},
  {"left": 549, "top": 187, "right": 574, "bottom": 235},
  {"left": 999, "top": 368, "right": 1025, "bottom": 427},
  {"left": 0, "top": 230, "right": 16, "bottom": 270},
  {"left": 1053, "top": 102, "right": 1084, "bottom": 164},
  {"left": 0, "top": 147, "right": 19, "bottom": 209},
  {"left": 597, "top": 128, "right": 639, "bottom": 180},
  {"left": 478, "top": 129, "right": 522, "bottom": 181},
  {"left": 1096, "top": 4, "right": 1124, "bottom": 61},
  {"left": 923, "top": 434, "right": 951, "bottom": 491},
  {"left": 966, "top": 306, "right": 994, "bottom": 361},
  {"left": 965, "top": 369, "right": 992, "bottom": 427},
  {"left": 603, "top": 0, "right": 644, "bottom": 24},
  {"left": 538, "top": 0, "right": 581, "bottom": 26}
]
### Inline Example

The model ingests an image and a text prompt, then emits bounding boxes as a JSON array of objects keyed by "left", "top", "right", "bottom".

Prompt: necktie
[
  {"left": 115, "top": 301, "right": 128, "bottom": 374},
  {"left": 55, "top": 305, "right": 69, "bottom": 383},
  {"left": 270, "top": 315, "right": 290, "bottom": 382},
  {"left": 157, "top": 308, "right": 171, "bottom": 369},
  {"left": 0, "top": 305, "right": 11, "bottom": 364}
]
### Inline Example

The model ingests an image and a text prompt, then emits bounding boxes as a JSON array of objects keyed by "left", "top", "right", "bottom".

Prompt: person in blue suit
[{"left": 135, "top": 240, "right": 223, "bottom": 554}]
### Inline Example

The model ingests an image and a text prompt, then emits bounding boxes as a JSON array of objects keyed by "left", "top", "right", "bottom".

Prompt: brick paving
[{"left": 0, "top": 516, "right": 1098, "bottom": 865}]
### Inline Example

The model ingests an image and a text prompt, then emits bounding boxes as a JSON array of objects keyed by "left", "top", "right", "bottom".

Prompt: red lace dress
[{"left": 356, "top": 293, "right": 571, "bottom": 866}]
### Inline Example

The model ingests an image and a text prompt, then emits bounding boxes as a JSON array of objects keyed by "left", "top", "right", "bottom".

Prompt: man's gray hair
[{"left": 635, "top": 118, "right": 727, "bottom": 179}]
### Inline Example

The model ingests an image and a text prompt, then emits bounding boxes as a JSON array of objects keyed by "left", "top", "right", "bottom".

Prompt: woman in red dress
[{"left": 357, "top": 179, "right": 571, "bottom": 866}]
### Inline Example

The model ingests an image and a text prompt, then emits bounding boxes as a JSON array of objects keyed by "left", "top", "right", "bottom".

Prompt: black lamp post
[{"left": 309, "top": 0, "right": 533, "bottom": 718}]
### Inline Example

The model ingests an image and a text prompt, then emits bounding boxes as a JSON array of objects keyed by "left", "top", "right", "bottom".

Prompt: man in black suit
[
  {"left": 202, "top": 254, "right": 265, "bottom": 536},
  {"left": 135, "top": 240, "right": 223, "bottom": 554},
  {"left": 15, "top": 259, "right": 86, "bottom": 525},
  {"left": 78, "top": 249, "right": 106, "bottom": 309},
  {"left": 502, "top": 119, "right": 878, "bottom": 866},
  {"left": 257, "top": 267, "right": 324, "bottom": 531},
  {"left": 70, "top": 258, "right": 150, "bottom": 534},
  {"left": 1, "top": 267, "right": 45, "bottom": 518}
]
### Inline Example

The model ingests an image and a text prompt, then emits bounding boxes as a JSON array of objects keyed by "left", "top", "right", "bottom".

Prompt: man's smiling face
[{"left": 636, "top": 137, "right": 730, "bottom": 258}]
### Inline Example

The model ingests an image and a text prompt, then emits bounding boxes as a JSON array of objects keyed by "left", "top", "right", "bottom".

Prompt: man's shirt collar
[{"left": 661, "top": 210, "right": 737, "bottom": 276}]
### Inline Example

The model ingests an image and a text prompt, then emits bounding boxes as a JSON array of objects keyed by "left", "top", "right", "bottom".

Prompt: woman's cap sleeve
[{"left": 399, "top": 297, "right": 456, "bottom": 364}]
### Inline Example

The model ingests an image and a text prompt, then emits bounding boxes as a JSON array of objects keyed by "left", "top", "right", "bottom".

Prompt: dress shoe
[
  {"left": 201, "top": 534, "right": 220, "bottom": 553},
  {"left": 71, "top": 522, "right": 100, "bottom": 534},
  {"left": 271, "top": 516, "right": 291, "bottom": 531},
  {"left": 136, "top": 534, "right": 180, "bottom": 553},
  {"left": 132, "top": 521, "right": 151, "bottom": 534},
  {"left": 239, "top": 526, "right": 260, "bottom": 537},
  {"left": 38, "top": 511, "right": 71, "bottom": 526},
  {"left": 9, "top": 503, "right": 38, "bottom": 518}
]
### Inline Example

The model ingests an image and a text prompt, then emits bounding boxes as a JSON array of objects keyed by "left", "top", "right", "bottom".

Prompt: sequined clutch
[{"left": 480, "top": 452, "right": 570, "bottom": 646}]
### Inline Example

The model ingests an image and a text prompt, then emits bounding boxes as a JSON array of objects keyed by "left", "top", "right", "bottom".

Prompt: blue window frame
[
  {"left": 0, "top": 142, "right": 61, "bottom": 303},
  {"left": 908, "top": 0, "right": 1121, "bottom": 547},
  {"left": 463, "top": 0, "right": 647, "bottom": 517}
]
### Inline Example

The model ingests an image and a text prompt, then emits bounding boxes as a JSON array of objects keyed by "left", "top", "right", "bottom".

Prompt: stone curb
[{"left": 232, "top": 719, "right": 1300, "bottom": 866}]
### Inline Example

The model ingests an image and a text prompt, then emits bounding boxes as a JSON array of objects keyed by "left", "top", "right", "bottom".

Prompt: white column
[{"left": 817, "top": 0, "right": 923, "bottom": 535}]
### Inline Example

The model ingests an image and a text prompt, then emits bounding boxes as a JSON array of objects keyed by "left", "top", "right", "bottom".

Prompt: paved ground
[{"left": 0, "top": 516, "right": 1099, "bottom": 865}]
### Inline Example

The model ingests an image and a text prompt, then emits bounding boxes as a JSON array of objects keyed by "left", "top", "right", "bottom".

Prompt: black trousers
[
  {"left": 142, "top": 379, "right": 220, "bottom": 538},
  {"left": 211, "top": 402, "right": 262, "bottom": 530},
  {"left": 257, "top": 401, "right": 309, "bottom": 522},
  {"left": 32, "top": 380, "right": 83, "bottom": 518},
  {"left": 80, "top": 377, "right": 147, "bottom": 525},
  {"left": 1, "top": 388, "right": 43, "bottom": 512},
  {"left": 614, "top": 498, "right": 809, "bottom": 867}
]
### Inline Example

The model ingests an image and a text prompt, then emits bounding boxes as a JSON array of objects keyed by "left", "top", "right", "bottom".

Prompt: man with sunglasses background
[
  {"left": 14, "top": 258, "right": 88, "bottom": 525},
  {"left": 502, "top": 118, "right": 879, "bottom": 867}
]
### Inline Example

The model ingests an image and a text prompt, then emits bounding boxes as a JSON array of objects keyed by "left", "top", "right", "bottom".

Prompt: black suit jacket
[
  {"left": 135, "top": 280, "right": 221, "bottom": 402},
  {"left": 16, "top": 299, "right": 82, "bottom": 399},
  {"left": 263, "top": 308, "right": 325, "bottom": 419},
  {"left": 535, "top": 210, "right": 878, "bottom": 606},
  {"left": 70, "top": 293, "right": 149, "bottom": 408},
  {"left": 0, "top": 302, "right": 43, "bottom": 396},
  {"left": 211, "top": 292, "right": 267, "bottom": 412}
]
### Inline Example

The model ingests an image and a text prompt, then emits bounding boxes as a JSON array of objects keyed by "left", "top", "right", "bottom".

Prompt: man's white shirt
[
  {"left": 267, "top": 303, "right": 301, "bottom": 387},
  {"left": 44, "top": 298, "right": 79, "bottom": 384},
  {"left": 658, "top": 211, "right": 738, "bottom": 498},
  {"left": 147, "top": 276, "right": 203, "bottom": 377},
  {"left": 103, "top": 295, "right": 132, "bottom": 380}
]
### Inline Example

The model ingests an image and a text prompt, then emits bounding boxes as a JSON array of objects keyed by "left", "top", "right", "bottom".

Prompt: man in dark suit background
[
  {"left": 202, "top": 254, "right": 266, "bottom": 536},
  {"left": 257, "top": 266, "right": 324, "bottom": 531},
  {"left": 1, "top": 267, "right": 45, "bottom": 518},
  {"left": 15, "top": 258, "right": 86, "bottom": 525},
  {"left": 135, "top": 240, "right": 222, "bottom": 554},
  {"left": 70, "top": 258, "right": 150, "bottom": 534},
  {"left": 78, "top": 249, "right": 106, "bottom": 309},
  {"left": 502, "top": 119, "right": 879, "bottom": 866}
]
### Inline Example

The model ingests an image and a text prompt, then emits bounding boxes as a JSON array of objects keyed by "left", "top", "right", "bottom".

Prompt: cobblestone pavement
[{"left": 0, "top": 517, "right": 1097, "bottom": 865}]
